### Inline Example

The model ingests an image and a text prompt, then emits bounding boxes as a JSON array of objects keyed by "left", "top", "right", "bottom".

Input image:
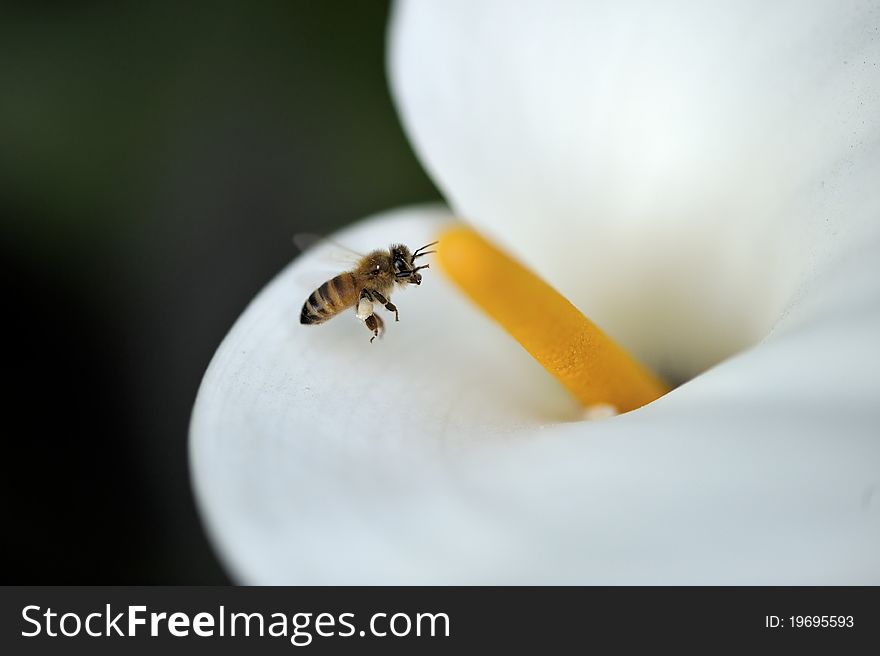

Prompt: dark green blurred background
[{"left": 1, "top": 0, "right": 438, "bottom": 583}]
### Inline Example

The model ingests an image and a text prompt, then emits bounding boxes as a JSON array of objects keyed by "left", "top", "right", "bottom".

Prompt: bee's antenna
[{"left": 412, "top": 241, "right": 439, "bottom": 259}]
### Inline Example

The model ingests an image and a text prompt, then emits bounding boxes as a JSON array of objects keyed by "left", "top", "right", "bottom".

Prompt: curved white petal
[
  {"left": 390, "top": 0, "right": 880, "bottom": 380},
  {"left": 190, "top": 205, "right": 880, "bottom": 584}
]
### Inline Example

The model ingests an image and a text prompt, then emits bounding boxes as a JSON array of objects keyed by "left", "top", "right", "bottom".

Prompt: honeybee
[{"left": 300, "top": 241, "right": 438, "bottom": 342}]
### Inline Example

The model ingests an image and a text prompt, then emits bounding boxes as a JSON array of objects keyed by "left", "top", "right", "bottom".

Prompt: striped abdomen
[{"left": 300, "top": 272, "right": 359, "bottom": 325}]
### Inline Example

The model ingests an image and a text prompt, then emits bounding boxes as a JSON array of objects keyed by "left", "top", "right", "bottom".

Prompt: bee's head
[{"left": 391, "top": 241, "right": 438, "bottom": 285}]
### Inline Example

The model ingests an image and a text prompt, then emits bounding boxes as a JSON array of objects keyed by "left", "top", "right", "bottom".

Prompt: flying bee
[{"left": 299, "top": 240, "right": 438, "bottom": 342}]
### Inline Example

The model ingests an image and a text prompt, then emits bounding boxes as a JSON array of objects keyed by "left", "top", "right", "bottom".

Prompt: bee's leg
[
  {"left": 370, "top": 291, "right": 399, "bottom": 322},
  {"left": 365, "top": 313, "right": 384, "bottom": 343},
  {"left": 357, "top": 289, "right": 383, "bottom": 342}
]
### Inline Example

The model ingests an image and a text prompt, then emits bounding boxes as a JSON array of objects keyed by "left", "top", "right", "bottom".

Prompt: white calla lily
[{"left": 190, "top": 0, "right": 880, "bottom": 583}]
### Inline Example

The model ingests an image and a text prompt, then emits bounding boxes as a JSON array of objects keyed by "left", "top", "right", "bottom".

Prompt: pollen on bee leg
[
  {"left": 356, "top": 297, "right": 373, "bottom": 320},
  {"left": 436, "top": 226, "right": 670, "bottom": 414}
]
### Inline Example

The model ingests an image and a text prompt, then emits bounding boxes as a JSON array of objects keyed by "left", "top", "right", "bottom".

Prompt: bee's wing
[
  {"left": 292, "top": 233, "right": 361, "bottom": 296},
  {"left": 292, "top": 232, "right": 364, "bottom": 264},
  {"left": 294, "top": 268, "right": 347, "bottom": 295}
]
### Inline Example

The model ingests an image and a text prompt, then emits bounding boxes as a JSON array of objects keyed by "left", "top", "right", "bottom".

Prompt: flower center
[{"left": 437, "top": 226, "right": 670, "bottom": 414}]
